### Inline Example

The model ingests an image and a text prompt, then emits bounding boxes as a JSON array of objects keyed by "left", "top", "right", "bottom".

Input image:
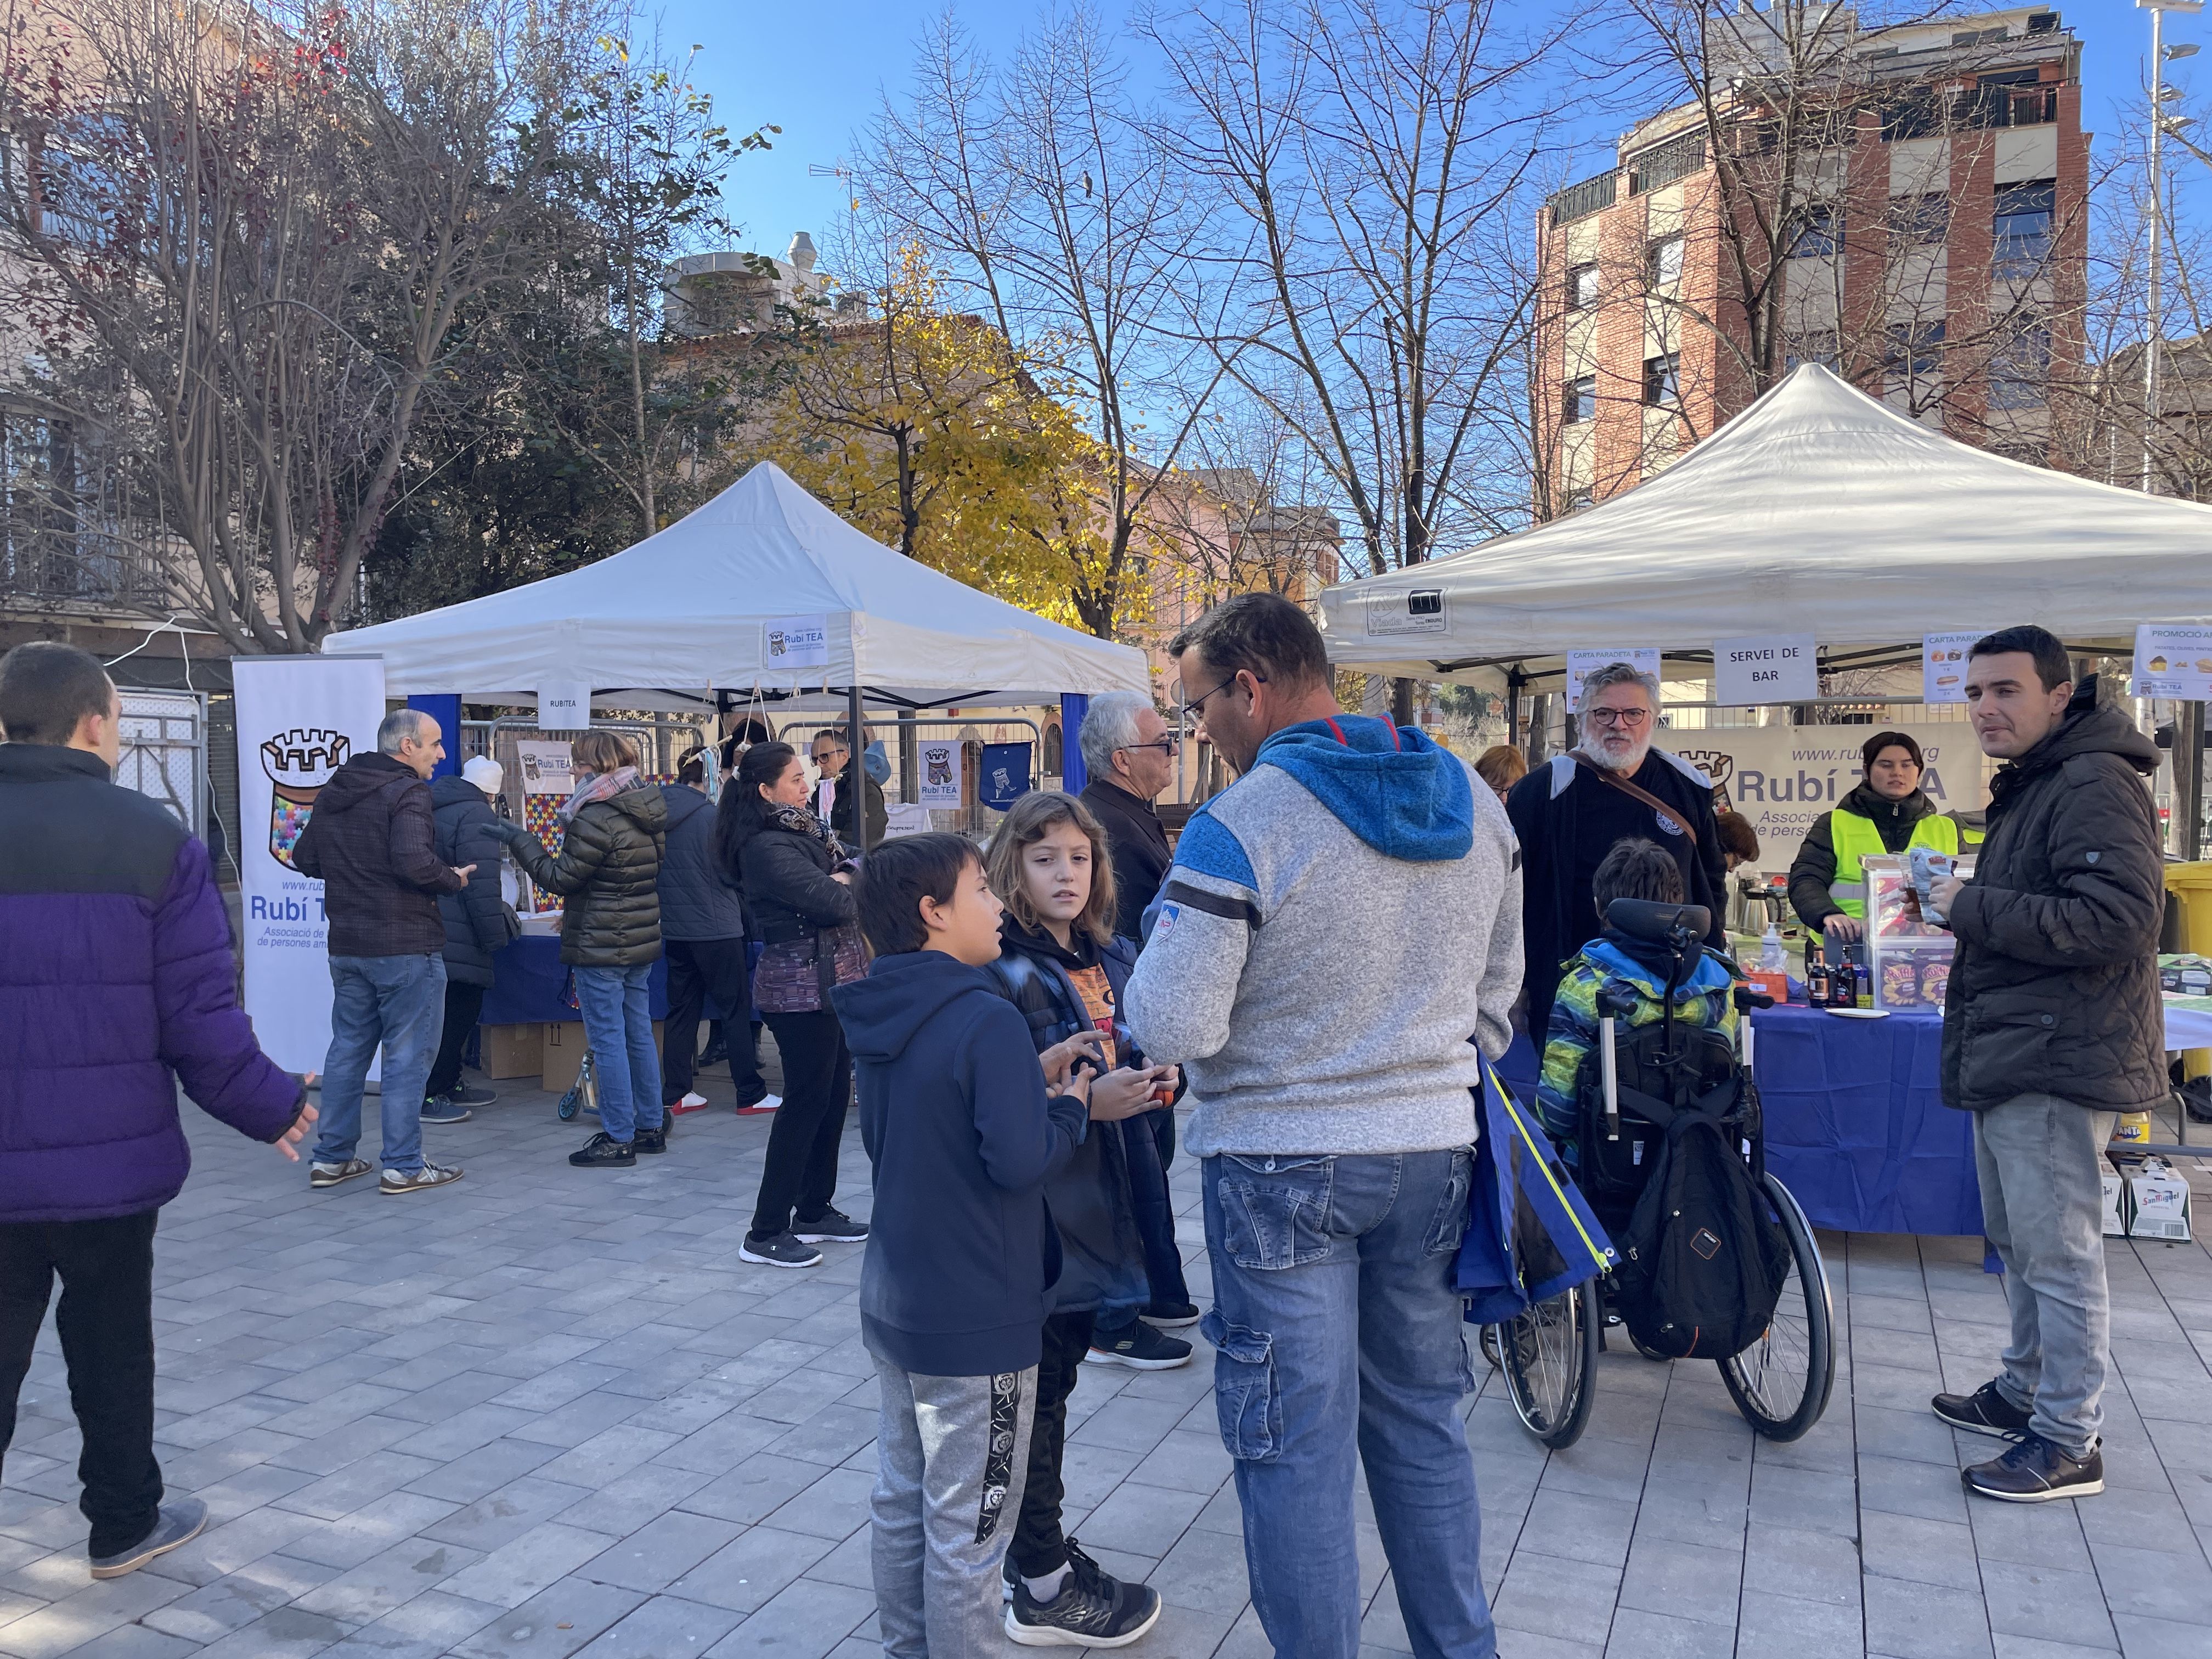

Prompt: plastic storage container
[{"left": 1863, "top": 853, "right": 1974, "bottom": 1011}]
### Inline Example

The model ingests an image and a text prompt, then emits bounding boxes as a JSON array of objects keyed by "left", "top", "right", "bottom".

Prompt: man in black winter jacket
[
  {"left": 1926, "top": 627, "right": 2165, "bottom": 1505},
  {"left": 294, "top": 710, "right": 471, "bottom": 1194},
  {"left": 425, "top": 757, "right": 512, "bottom": 1119},
  {"left": 657, "top": 763, "right": 771, "bottom": 1112}
]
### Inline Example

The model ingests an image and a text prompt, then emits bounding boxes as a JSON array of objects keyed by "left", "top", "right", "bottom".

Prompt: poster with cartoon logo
[
  {"left": 918, "top": 741, "right": 963, "bottom": 806},
  {"left": 233, "top": 656, "right": 388, "bottom": 1073}
]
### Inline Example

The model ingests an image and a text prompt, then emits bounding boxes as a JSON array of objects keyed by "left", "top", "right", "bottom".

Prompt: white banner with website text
[
  {"left": 233, "top": 655, "right": 388, "bottom": 1074},
  {"left": 1666, "top": 724, "right": 1988, "bottom": 864}
]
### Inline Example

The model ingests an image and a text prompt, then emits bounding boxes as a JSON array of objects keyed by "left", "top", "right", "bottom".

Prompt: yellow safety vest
[{"left": 1827, "top": 808, "right": 1960, "bottom": 918}]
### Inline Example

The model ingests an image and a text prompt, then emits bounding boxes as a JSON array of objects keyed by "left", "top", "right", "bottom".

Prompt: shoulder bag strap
[{"left": 1568, "top": 753, "right": 1699, "bottom": 850}]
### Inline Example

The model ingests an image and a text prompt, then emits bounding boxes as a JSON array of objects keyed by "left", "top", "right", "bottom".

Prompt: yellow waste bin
[{"left": 2164, "top": 861, "right": 2212, "bottom": 1082}]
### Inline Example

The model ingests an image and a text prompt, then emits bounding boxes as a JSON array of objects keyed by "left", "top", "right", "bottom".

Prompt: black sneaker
[
  {"left": 89, "top": 1498, "right": 207, "bottom": 1580},
  {"left": 793, "top": 1208, "right": 868, "bottom": 1244},
  {"left": 569, "top": 1132, "right": 636, "bottom": 1169},
  {"left": 1962, "top": 1432, "right": 2104, "bottom": 1503},
  {"left": 420, "top": 1096, "right": 472, "bottom": 1125},
  {"left": 634, "top": 1119, "right": 669, "bottom": 1155},
  {"left": 1084, "top": 1322, "right": 1192, "bottom": 1370},
  {"left": 739, "top": 1232, "right": 823, "bottom": 1269},
  {"left": 1933, "top": 1380, "right": 2034, "bottom": 1440},
  {"left": 450, "top": 1084, "right": 498, "bottom": 1107},
  {"left": 1005, "top": 1539, "right": 1162, "bottom": 1648},
  {"left": 1140, "top": 1301, "right": 1201, "bottom": 1329}
]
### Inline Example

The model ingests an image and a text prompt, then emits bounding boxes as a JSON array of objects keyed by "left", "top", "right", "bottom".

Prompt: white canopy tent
[
  {"left": 1318, "top": 364, "right": 2212, "bottom": 682},
  {"left": 326, "top": 460, "right": 1148, "bottom": 709}
]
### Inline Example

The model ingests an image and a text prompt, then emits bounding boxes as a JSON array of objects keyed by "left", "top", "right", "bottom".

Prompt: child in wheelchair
[{"left": 1534, "top": 838, "right": 1738, "bottom": 1192}]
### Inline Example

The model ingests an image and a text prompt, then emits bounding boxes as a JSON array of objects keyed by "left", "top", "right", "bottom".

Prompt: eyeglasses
[
  {"left": 1583, "top": 706, "right": 1652, "bottom": 729},
  {"left": 1181, "top": 673, "right": 1260, "bottom": 723},
  {"left": 1120, "top": 736, "right": 1181, "bottom": 755}
]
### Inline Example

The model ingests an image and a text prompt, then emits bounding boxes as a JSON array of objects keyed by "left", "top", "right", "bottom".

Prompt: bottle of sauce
[
  {"left": 1807, "top": 939, "right": 1830, "bottom": 1007},
  {"left": 1832, "top": 952, "right": 1859, "bottom": 1010}
]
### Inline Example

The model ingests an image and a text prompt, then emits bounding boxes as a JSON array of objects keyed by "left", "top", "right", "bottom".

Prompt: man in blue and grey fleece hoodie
[{"left": 1125, "top": 594, "right": 1521, "bottom": 1659}]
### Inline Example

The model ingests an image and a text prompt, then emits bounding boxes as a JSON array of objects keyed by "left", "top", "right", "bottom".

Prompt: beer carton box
[
  {"left": 2101, "top": 1168, "right": 2133, "bottom": 1239},
  {"left": 2128, "top": 1160, "right": 2193, "bottom": 1243}
]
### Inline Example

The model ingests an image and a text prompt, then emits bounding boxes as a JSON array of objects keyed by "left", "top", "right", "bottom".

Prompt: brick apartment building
[{"left": 1536, "top": 5, "right": 2087, "bottom": 514}]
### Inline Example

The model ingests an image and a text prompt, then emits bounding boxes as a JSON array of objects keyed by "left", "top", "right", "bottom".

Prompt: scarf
[
  {"left": 557, "top": 764, "right": 643, "bottom": 825},
  {"left": 768, "top": 800, "right": 847, "bottom": 860}
]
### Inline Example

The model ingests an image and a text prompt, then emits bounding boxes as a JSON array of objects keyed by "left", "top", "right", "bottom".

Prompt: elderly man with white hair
[
  {"left": 1505, "top": 659, "right": 1728, "bottom": 1037},
  {"left": 1077, "top": 689, "right": 1180, "bottom": 941}
]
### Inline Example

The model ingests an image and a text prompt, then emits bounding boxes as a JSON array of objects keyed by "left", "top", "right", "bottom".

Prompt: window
[
  {"left": 1987, "top": 324, "right": 2051, "bottom": 410},
  {"left": 1565, "top": 487, "right": 1595, "bottom": 513},
  {"left": 1646, "top": 235, "right": 1684, "bottom": 289},
  {"left": 1643, "top": 352, "right": 1680, "bottom": 407},
  {"left": 1887, "top": 321, "right": 1944, "bottom": 397},
  {"left": 1567, "top": 262, "right": 1599, "bottom": 311},
  {"left": 1888, "top": 193, "right": 1950, "bottom": 247},
  {"left": 1785, "top": 330, "right": 1839, "bottom": 372},
  {"left": 1993, "top": 179, "right": 2056, "bottom": 278},
  {"left": 1563, "top": 375, "right": 1596, "bottom": 424},
  {"left": 1790, "top": 205, "right": 1842, "bottom": 258}
]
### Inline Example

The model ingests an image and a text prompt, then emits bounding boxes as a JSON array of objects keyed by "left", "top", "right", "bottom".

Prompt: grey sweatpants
[
  {"left": 871, "top": 1358, "right": 1036, "bottom": 1658},
  {"left": 1973, "top": 1093, "right": 2120, "bottom": 1458}
]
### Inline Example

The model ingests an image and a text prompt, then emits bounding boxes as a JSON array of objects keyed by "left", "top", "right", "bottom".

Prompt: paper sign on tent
[
  {"left": 2132, "top": 623, "right": 2212, "bottom": 701},
  {"left": 1713, "top": 634, "right": 1818, "bottom": 706},
  {"left": 1922, "top": 633, "right": 1980, "bottom": 704},
  {"left": 1564, "top": 648, "right": 1662, "bottom": 712}
]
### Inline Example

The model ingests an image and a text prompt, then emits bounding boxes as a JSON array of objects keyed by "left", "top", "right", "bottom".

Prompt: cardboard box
[
  {"left": 478, "top": 1023, "right": 543, "bottom": 1080},
  {"left": 2101, "top": 1170, "right": 2132, "bottom": 1239},
  {"left": 542, "top": 1019, "right": 662, "bottom": 1094},
  {"left": 2129, "top": 1160, "right": 2193, "bottom": 1243}
]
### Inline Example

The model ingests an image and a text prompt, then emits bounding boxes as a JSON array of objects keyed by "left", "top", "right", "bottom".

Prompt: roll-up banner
[{"left": 232, "top": 654, "right": 388, "bottom": 1074}]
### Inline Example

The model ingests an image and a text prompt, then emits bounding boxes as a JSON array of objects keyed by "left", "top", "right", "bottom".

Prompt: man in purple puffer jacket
[{"left": 0, "top": 642, "right": 313, "bottom": 1582}]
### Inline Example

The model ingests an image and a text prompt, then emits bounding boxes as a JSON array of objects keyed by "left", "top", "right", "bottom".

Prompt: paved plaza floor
[{"left": 3, "top": 1064, "right": 2210, "bottom": 1659}]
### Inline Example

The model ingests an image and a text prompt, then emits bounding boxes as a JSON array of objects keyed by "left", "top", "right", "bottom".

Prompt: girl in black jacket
[
  {"left": 718, "top": 742, "right": 869, "bottom": 1268},
  {"left": 980, "top": 791, "right": 1177, "bottom": 1646}
]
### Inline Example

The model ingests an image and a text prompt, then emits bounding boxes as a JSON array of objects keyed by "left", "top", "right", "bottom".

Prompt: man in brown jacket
[{"left": 293, "top": 709, "right": 472, "bottom": 1194}]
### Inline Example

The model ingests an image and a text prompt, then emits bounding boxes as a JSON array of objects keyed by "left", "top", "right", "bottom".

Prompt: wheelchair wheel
[
  {"left": 1718, "top": 1171, "right": 1835, "bottom": 1441},
  {"left": 1496, "top": 1279, "right": 1600, "bottom": 1450}
]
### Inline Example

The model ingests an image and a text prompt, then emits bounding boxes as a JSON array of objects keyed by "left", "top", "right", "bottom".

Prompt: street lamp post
[{"left": 2140, "top": 0, "right": 2204, "bottom": 495}]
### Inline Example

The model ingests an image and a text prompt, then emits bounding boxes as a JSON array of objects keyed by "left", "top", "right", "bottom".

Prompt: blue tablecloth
[
  {"left": 479, "top": 935, "right": 672, "bottom": 1025},
  {"left": 1750, "top": 1005, "right": 1982, "bottom": 1237},
  {"left": 1496, "top": 1010, "right": 1980, "bottom": 1238}
]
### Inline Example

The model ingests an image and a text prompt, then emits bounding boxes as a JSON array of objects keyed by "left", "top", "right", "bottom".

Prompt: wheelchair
[{"left": 1487, "top": 899, "right": 1836, "bottom": 1448}]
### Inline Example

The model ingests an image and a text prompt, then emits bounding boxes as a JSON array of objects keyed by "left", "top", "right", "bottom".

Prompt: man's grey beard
[{"left": 1583, "top": 736, "right": 1651, "bottom": 775}]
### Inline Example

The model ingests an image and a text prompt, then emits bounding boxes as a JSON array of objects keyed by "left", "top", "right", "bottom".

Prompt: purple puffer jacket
[{"left": 0, "top": 743, "right": 303, "bottom": 1223}]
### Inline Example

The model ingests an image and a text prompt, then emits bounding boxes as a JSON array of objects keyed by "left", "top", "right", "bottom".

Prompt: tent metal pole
[
  {"left": 2178, "top": 700, "right": 2206, "bottom": 861},
  {"left": 847, "top": 684, "right": 870, "bottom": 854},
  {"left": 898, "top": 708, "right": 919, "bottom": 806}
]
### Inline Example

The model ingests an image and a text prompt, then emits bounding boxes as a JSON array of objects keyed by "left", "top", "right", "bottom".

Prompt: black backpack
[{"left": 1606, "top": 1037, "right": 1792, "bottom": 1361}]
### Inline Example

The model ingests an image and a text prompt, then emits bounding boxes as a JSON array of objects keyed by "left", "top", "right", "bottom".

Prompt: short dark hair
[
  {"left": 855, "top": 832, "right": 980, "bottom": 956},
  {"left": 1715, "top": 809, "right": 1760, "bottom": 863},
  {"left": 1593, "top": 837, "right": 1683, "bottom": 916},
  {"left": 1861, "top": 730, "right": 1923, "bottom": 773},
  {"left": 1970, "top": 624, "right": 2071, "bottom": 692},
  {"left": 1169, "top": 592, "right": 1330, "bottom": 692},
  {"left": 0, "top": 641, "right": 114, "bottom": 745}
]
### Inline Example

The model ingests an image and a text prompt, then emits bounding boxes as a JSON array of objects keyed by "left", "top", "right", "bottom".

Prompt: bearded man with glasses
[{"left": 1505, "top": 659, "right": 1728, "bottom": 1037}]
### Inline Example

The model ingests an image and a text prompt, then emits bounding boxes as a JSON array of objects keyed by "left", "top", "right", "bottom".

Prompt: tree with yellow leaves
[{"left": 743, "top": 246, "right": 1113, "bottom": 628}]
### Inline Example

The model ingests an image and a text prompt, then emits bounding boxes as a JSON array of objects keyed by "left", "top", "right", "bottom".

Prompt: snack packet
[{"left": 1909, "top": 845, "right": 1957, "bottom": 927}]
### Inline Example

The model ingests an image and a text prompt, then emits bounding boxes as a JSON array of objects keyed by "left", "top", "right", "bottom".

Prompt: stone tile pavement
[{"left": 3, "top": 1065, "right": 2210, "bottom": 1659}]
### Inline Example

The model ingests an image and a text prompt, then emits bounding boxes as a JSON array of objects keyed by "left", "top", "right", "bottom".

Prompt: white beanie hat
[{"left": 462, "top": 755, "right": 504, "bottom": 796}]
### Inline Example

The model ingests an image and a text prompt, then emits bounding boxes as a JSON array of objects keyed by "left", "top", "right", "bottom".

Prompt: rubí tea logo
[{"left": 261, "top": 727, "right": 350, "bottom": 870}]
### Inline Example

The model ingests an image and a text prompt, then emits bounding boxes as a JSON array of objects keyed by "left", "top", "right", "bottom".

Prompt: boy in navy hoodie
[{"left": 834, "top": 834, "right": 1122, "bottom": 1657}]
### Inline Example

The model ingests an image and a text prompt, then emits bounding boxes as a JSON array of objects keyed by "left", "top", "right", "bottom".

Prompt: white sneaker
[
  {"left": 737, "top": 1092, "right": 782, "bottom": 1115},
  {"left": 673, "top": 1092, "right": 710, "bottom": 1113}
]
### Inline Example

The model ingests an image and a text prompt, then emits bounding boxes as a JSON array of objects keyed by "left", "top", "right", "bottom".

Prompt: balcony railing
[
  {"left": 1549, "top": 170, "right": 1617, "bottom": 227},
  {"left": 1629, "top": 131, "right": 1708, "bottom": 194}
]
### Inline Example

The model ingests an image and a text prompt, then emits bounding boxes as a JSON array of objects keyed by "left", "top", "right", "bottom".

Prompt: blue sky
[{"left": 653, "top": 0, "right": 2196, "bottom": 268}]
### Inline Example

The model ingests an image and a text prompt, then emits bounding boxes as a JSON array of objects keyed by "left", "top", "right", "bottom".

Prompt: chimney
[{"left": 787, "top": 232, "right": 818, "bottom": 276}]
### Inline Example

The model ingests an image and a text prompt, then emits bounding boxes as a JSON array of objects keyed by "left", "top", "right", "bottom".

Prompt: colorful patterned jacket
[{"left": 1536, "top": 933, "right": 1737, "bottom": 1152}]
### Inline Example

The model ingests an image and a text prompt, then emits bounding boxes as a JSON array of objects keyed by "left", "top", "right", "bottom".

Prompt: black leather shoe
[
  {"left": 569, "top": 1132, "right": 636, "bottom": 1168},
  {"left": 1933, "top": 1380, "right": 2034, "bottom": 1440},
  {"left": 634, "top": 1119, "right": 669, "bottom": 1155},
  {"left": 1963, "top": 1433, "right": 2103, "bottom": 1502}
]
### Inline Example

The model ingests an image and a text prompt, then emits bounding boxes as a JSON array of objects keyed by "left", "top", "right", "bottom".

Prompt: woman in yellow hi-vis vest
[{"left": 1787, "top": 730, "right": 1958, "bottom": 944}]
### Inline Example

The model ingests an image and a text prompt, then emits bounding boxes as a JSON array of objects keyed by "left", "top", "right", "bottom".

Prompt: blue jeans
[
  {"left": 574, "top": 962, "right": 663, "bottom": 1143},
  {"left": 1200, "top": 1148, "right": 1493, "bottom": 1659},
  {"left": 316, "top": 953, "right": 446, "bottom": 1174}
]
